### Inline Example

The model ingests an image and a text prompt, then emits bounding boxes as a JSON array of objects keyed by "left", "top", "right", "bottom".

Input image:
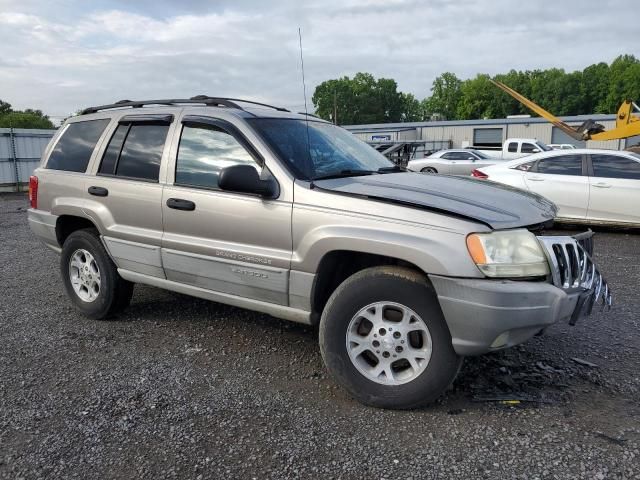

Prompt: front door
[
  {"left": 161, "top": 116, "right": 292, "bottom": 305},
  {"left": 587, "top": 153, "right": 640, "bottom": 224},
  {"left": 523, "top": 153, "right": 589, "bottom": 220}
]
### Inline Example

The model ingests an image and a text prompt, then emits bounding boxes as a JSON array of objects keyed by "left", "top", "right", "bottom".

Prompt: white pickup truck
[{"left": 477, "top": 138, "right": 553, "bottom": 160}]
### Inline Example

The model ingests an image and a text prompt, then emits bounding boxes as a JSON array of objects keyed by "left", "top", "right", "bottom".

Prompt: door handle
[
  {"left": 88, "top": 186, "right": 108, "bottom": 197},
  {"left": 593, "top": 182, "right": 611, "bottom": 188},
  {"left": 527, "top": 176, "right": 544, "bottom": 181},
  {"left": 166, "top": 198, "right": 196, "bottom": 211}
]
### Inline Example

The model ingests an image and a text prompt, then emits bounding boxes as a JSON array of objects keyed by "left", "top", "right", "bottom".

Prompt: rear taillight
[
  {"left": 471, "top": 169, "right": 488, "bottom": 179},
  {"left": 29, "top": 176, "right": 38, "bottom": 209}
]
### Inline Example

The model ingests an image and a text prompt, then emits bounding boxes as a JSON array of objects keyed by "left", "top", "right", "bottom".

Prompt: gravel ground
[{"left": 1, "top": 192, "right": 639, "bottom": 479}]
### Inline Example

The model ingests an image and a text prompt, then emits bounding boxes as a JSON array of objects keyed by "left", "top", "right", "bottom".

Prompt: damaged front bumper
[{"left": 430, "top": 231, "right": 612, "bottom": 356}]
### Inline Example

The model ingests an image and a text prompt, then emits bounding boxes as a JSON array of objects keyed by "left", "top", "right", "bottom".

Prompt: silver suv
[{"left": 28, "top": 97, "right": 612, "bottom": 409}]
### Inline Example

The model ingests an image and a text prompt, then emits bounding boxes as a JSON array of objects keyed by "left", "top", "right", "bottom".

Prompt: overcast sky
[{"left": 1, "top": 0, "right": 638, "bottom": 122}]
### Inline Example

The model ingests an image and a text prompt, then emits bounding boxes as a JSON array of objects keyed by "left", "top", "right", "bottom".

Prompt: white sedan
[
  {"left": 407, "top": 149, "right": 501, "bottom": 175},
  {"left": 473, "top": 149, "right": 640, "bottom": 227}
]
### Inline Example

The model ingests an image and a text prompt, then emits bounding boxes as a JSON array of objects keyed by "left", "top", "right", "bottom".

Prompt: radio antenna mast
[{"left": 298, "top": 27, "right": 314, "bottom": 184}]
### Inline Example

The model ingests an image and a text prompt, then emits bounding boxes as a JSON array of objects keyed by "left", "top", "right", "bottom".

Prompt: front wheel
[
  {"left": 421, "top": 166, "right": 438, "bottom": 174},
  {"left": 319, "top": 266, "right": 461, "bottom": 409}
]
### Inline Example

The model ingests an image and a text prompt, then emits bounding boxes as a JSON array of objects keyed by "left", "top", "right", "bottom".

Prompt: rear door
[
  {"left": 523, "top": 153, "right": 589, "bottom": 220},
  {"left": 587, "top": 153, "right": 640, "bottom": 224},
  {"left": 88, "top": 114, "right": 175, "bottom": 278},
  {"left": 160, "top": 115, "right": 292, "bottom": 305}
]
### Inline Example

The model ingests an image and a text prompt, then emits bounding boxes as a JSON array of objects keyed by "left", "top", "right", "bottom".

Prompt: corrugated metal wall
[{"left": 0, "top": 128, "right": 56, "bottom": 192}]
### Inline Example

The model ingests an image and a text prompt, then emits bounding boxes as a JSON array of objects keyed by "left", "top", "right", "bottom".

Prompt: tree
[
  {"left": 422, "top": 72, "right": 461, "bottom": 120},
  {"left": 400, "top": 93, "right": 423, "bottom": 121},
  {"left": 312, "top": 73, "right": 419, "bottom": 124},
  {"left": 603, "top": 55, "right": 640, "bottom": 113},
  {"left": 0, "top": 99, "right": 55, "bottom": 128}
]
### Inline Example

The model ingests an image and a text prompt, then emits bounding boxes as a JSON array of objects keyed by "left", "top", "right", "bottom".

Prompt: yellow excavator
[{"left": 491, "top": 79, "right": 640, "bottom": 143}]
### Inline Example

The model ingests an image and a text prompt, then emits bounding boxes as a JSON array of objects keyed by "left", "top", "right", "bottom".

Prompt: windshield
[
  {"left": 536, "top": 141, "right": 553, "bottom": 152},
  {"left": 248, "top": 118, "right": 394, "bottom": 180}
]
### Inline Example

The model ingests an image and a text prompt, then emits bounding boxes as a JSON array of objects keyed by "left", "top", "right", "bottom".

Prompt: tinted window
[
  {"left": 176, "top": 125, "right": 259, "bottom": 189},
  {"left": 99, "top": 124, "right": 128, "bottom": 175},
  {"left": 536, "top": 155, "right": 583, "bottom": 176},
  {"left": 441, "top": 152, "right": 455, "bottom": 160},
  {"left": 507, "top": 142, "right": 518, "bottom": 153},
  {"left": 47, "top": 119, "right": 109, "bottom": 172},
  {"left": 591, "top": 154, "right": 640, "bottom": 180},
  {"left": 115, "top": 124, "right": 168, "bottom": 180},
  {"left": 521, "top": 143, "right": 538, "bottom": 153}
]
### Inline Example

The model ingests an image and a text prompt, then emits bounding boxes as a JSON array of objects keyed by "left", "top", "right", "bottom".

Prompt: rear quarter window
[{"left": 46, "top": 119, "right": 110, "bottom": 172}]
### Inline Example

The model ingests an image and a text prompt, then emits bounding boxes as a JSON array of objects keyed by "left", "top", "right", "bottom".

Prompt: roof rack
[{"left": 80, "top": 95, "right": 290, "bottom": 115}]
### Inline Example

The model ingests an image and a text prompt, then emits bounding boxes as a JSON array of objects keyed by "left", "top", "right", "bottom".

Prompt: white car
[
  {"left": 473, "top": 149, "right": 640, "bottom": 227},
  {"left": 407, "top": 149, "right": 501, "bottom": 175}
]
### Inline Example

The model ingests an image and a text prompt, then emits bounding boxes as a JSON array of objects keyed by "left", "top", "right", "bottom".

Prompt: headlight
[{"left": 466, "top": 229, "right": 550, "bottom": 277}]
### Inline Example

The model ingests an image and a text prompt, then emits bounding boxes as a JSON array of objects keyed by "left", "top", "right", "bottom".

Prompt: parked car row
[
  {"left": 407, "top": 141, "right": 639, "bottom": 227},
  {"left": 473, "top": 149, "right": 640, "bottom": 227}
]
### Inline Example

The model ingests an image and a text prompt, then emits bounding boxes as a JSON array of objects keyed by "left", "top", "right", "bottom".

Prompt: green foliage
[
  {"left": 0, "top": 100, "right": 55, "bottom": 128},
  {"left": 314, "top": 55, "right": 640, "bottom": 124},
  {"left": 312, "top": 73, "right": 423, "bottom": 124}
]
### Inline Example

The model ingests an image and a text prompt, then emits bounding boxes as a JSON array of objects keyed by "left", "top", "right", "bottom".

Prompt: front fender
[{"left": 292, "top": 223, "right": 483, "bottom": 278}]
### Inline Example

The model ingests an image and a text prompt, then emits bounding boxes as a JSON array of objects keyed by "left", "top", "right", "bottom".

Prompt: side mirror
[
  {"left": 531, "top": 148, "right": 540, "bottom": 153},
  {"left": 468, "top": 156, "right": 476, "bottom": 161},
  {"left": 218, "top": 164, "right": 277, "bottom": 198}
]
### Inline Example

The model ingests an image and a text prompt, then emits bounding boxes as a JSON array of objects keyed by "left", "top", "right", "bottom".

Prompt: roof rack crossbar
[{"left": 80, "top": 96, "right": 290, "bottom": 115}]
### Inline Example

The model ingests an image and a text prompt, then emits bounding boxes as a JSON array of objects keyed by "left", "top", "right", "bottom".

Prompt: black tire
[
  {"left": 60, "top": 228, "right": 134, "bottom": 320},
  {"left": 421, "top": 167, "right": 438, "bottom": 174},
  {"left": 319, "top": 266, "right": 461, "bottom": 409}
]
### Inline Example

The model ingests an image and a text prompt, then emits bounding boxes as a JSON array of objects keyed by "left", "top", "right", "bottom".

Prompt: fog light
[{"left": 490, "top": 332, "right": 510, "bottom": 348}]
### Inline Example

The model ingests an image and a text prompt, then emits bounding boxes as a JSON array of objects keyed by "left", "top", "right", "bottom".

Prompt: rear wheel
[
  {"left": 421, "top": 166, "right": 438, "bottom": 174},
  {"left": 319, "top": 266, "right": 461, "bottom": 409},
  {"left": 60, "top": 229, "right": 133, "bottom": 319}
]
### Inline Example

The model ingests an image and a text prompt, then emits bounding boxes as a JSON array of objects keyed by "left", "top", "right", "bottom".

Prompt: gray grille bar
[{"left": 537, "top": 234, "right": 612, "bottom": 310}]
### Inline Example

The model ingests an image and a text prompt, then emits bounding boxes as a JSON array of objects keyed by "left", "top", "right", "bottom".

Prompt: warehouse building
[{"left": 344, "top": 114, "right": 640, "bottom": 159}]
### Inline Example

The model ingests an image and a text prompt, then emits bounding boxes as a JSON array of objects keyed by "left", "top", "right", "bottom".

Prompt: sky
[{"left": 0, "top": 0, "right": 638, "bottom": 123}]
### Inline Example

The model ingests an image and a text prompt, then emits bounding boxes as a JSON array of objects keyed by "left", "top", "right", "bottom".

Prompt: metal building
[
  {"left": 344, "top": 114, "right": 632, "bottom": 160},
  {"left": 0, "top": 128, "right": 56, "bottom": 192}
]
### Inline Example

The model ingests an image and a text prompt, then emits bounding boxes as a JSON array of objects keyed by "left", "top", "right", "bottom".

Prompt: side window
[
  {"left": 521, "top": 143, "right": 538, "bottom": 153},
  {"left": 535, "top": 155, "right": 583, "bottom": 176},
  {"left": 175, "top": 125, "right": 260, "bottom": 190},
  {"left": 99, "top": 123, "right": 169, "bottom": 181},
  {"left": 591, "top": 154, "right": 640, "bottom": 180},
  {"left": 440, "top": 152, "right": 454, "bottom": 160},
  {"left": 507, "top": 142, "right": 518, "bottom": 153},
  {"left": 46, "top": 119, "right": 109, "bottom": 172}
]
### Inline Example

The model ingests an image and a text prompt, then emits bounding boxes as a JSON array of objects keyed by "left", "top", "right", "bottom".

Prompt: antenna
[{"left": 298, "top": 27, "right": 314, "bottom": 184}]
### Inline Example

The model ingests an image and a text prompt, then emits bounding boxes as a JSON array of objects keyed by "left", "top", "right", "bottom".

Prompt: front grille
[{"left": 537, "top": 233, "right": 612, "bottom": 310}]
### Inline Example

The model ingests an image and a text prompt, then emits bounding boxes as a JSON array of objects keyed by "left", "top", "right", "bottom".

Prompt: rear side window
[
  {"left": 591, "top": 154, "right": 640, "bottom": 180},
  {"left": 46, "top": 119, "right": 109, "bottom": 172},
  {"left": 99, "top": 124, "right": 169, "bottom": 181},
  {"left": 535, "top": 154, "right": 583, "bottom": 176},
  {"left": 507, "top": 142, "right": 518, "bottom": 153}
]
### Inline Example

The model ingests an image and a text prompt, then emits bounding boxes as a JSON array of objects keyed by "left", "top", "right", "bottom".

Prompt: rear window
[
  {"left": 46, "top": 119, "right": 110, "bottom": 172},
  {"left": 99, "top": 124, "right": 169, "bottom": 181}
]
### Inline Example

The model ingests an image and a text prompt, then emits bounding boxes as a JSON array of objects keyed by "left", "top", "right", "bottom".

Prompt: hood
[{"left": 314, "top": 172, "right": 557, "bottom": 229}]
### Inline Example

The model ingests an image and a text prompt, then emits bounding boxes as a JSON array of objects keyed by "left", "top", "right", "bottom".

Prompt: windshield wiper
[{"left": 312, "top": 169, "right": 378, "bottom": 181}]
